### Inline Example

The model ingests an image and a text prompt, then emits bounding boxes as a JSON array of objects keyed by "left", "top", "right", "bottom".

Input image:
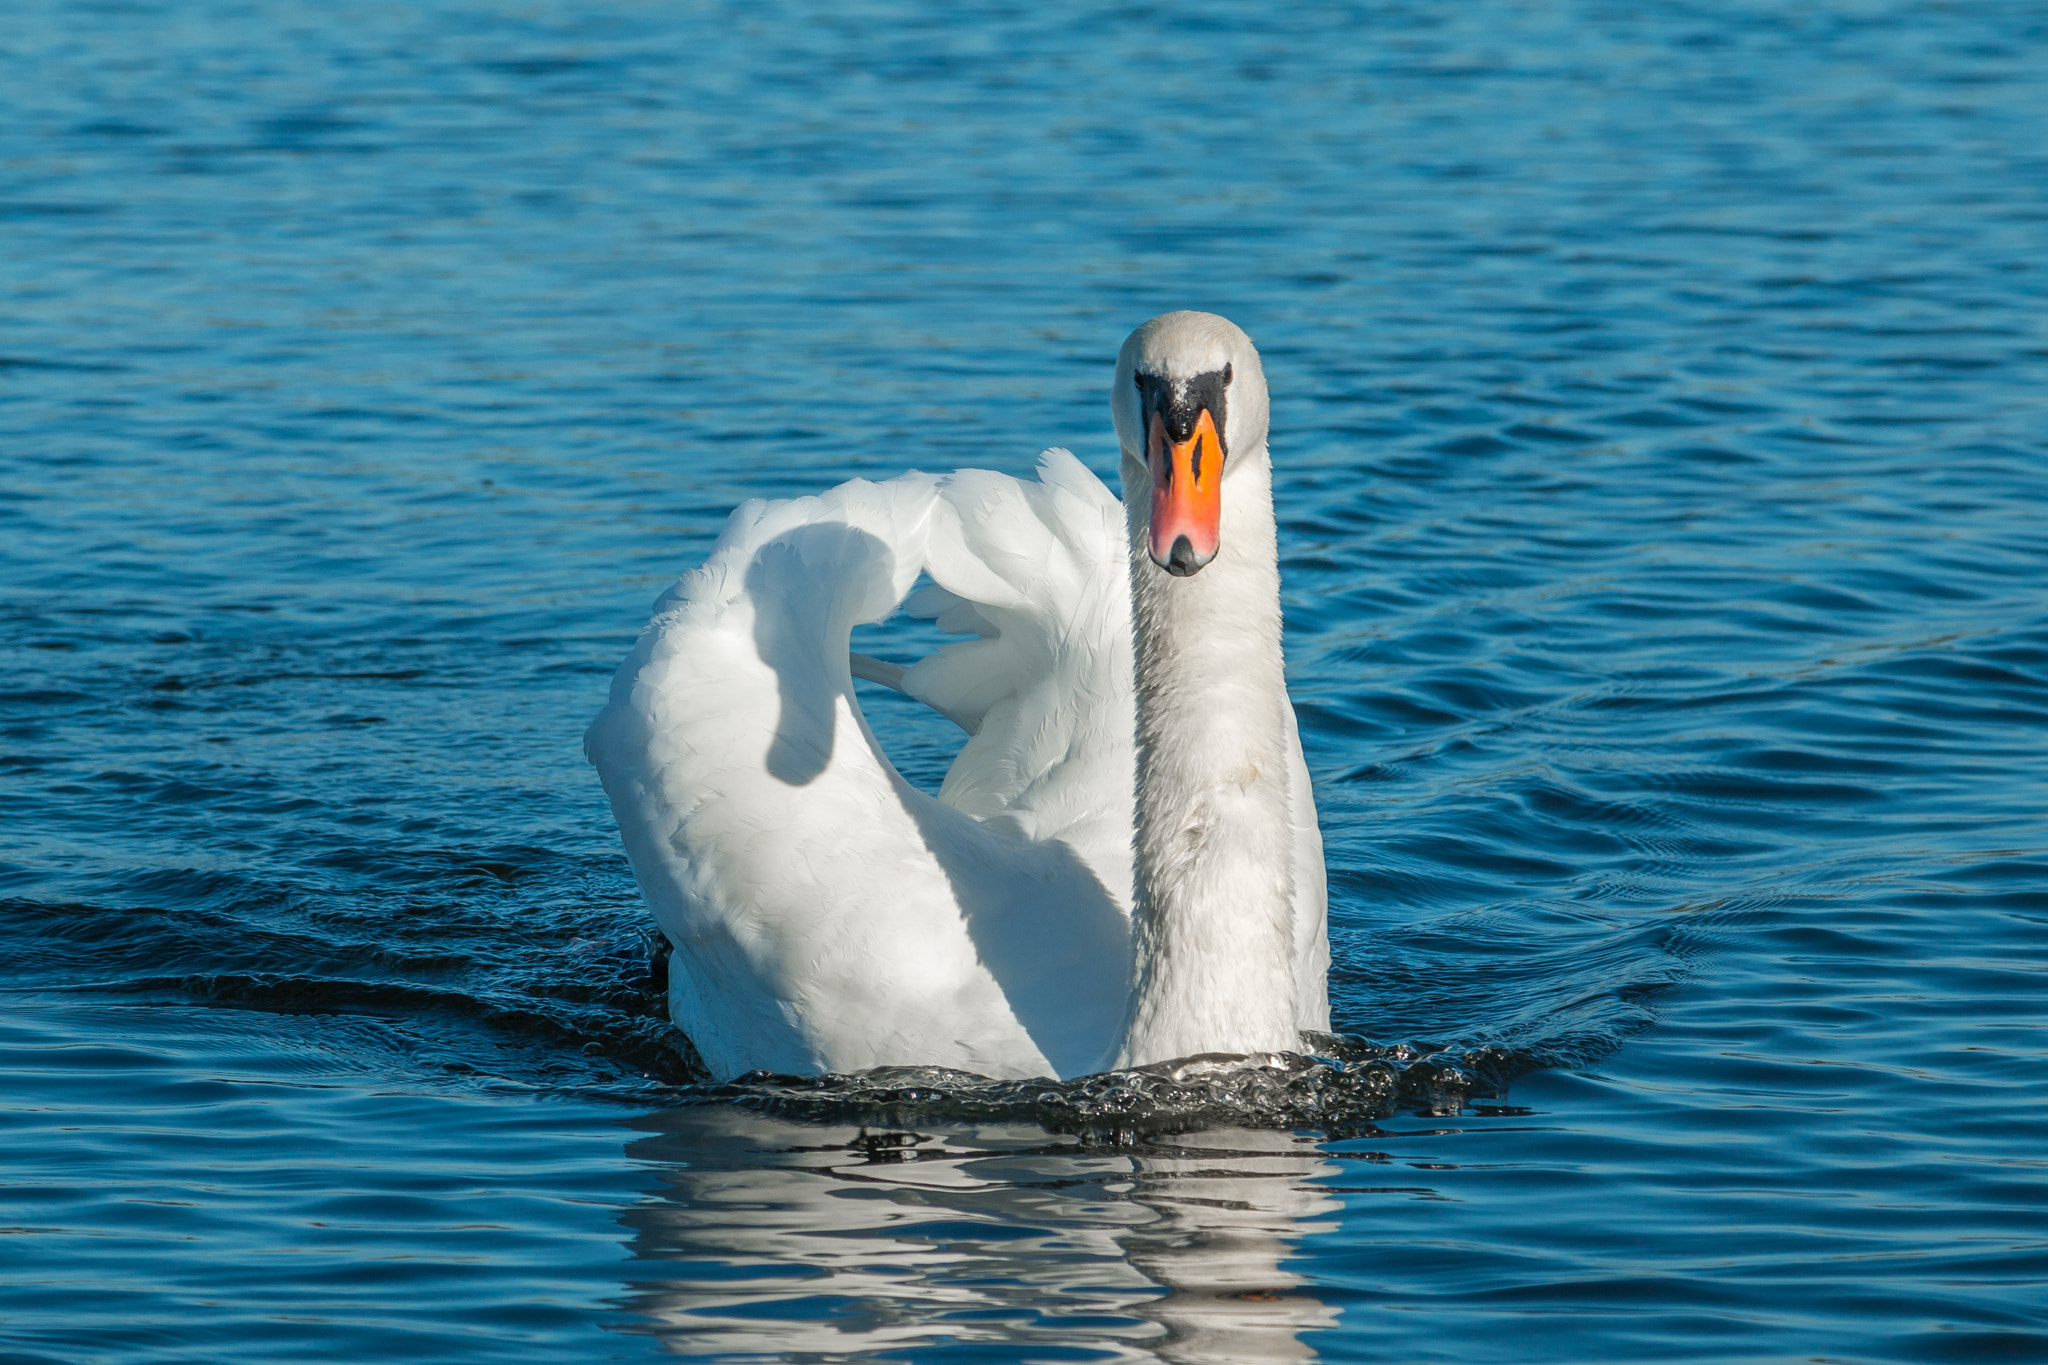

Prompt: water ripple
[{"left": 3, "top": 0, "right": 2046, "bottom": 1359}]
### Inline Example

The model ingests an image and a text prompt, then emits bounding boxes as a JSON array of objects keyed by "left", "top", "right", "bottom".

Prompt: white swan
[{"left": 587, "top": 312, "right": 1328, "bottom": 1080}]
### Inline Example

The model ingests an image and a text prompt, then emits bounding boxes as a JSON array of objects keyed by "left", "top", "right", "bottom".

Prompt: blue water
[{"left": 4, "top": 1, "right": 2047, "bottom": 1359}]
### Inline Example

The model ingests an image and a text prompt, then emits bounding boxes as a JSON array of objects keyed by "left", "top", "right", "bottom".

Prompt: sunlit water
[{"left": 4, "top": 1, "right": 2047, "bottom": 1360}]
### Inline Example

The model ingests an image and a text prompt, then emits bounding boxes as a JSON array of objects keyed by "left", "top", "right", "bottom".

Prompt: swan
[{"left": 587, "top": 311, "right": 1328, "bottom": 1081}]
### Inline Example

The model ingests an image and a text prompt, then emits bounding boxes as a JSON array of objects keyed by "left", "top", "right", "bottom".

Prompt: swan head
[{"left": 1112, "top": 311, "right": 1271, "bottom": 577}]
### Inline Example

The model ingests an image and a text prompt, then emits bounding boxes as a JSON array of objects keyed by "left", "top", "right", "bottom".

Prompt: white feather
[{"left": 588, "top": 314, "right": 1329, "bottom": 1080}]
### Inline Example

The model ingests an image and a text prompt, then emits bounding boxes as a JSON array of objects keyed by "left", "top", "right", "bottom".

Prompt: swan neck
[{"left": 1115, "top": 450, "right": 1300, "bottom": 1068}]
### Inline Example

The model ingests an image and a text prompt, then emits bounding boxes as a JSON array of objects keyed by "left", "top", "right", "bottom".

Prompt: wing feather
[{"left": 587, "top": 454, "right": 1135, "bottom": 1081}]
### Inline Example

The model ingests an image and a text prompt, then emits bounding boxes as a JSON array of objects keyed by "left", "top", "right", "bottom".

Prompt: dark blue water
[{"left": 5, "top": 1, "right": 2047, "bottom": 1359}]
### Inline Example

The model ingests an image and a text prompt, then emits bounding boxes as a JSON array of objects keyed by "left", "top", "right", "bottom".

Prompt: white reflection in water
[{"left": 618, "top": 1109, "right": 1339, "bottom": 1362}]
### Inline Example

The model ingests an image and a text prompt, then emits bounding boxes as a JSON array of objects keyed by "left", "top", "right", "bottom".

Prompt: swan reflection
[{"left": 618, "top": 1109, "right": 1338, "bottom": 1361}]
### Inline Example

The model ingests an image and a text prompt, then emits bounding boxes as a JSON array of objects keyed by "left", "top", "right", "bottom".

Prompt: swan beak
[{"left": 1147, "top": 408, "right": 1223, "bottom": 576}]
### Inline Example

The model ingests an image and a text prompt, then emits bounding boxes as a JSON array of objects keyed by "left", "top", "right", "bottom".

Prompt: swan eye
[{"left": 1222, "top": 363, "right": 1232, "bottom": 385}]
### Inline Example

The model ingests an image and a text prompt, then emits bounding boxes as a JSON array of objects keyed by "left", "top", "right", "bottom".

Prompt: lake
[{"left": 3, "top": 1, "right": 2046, "bottom": 1360}]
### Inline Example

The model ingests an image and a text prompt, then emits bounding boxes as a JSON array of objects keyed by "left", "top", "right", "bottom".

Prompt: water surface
[{"left": 4, "top": 1, "right": 2046, "bottom": 1360}]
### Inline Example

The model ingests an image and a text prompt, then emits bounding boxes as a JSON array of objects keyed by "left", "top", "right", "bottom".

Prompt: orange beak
[{"left": 1147, "top": 407, "right": 1223, "bottom": 575}]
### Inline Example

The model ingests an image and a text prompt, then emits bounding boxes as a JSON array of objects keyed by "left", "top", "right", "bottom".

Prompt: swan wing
[
  {"left": 585, "top": 452, "right": 1134, "bottom": 1081},
  {"left": 904, "top": 449, "right": 1137, "bottom": 908}
]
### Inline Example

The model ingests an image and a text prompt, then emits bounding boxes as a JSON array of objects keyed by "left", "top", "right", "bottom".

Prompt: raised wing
[
  {"left": 904, "top": 450, "right": 1136, "bottom": 905},
  {"left": 585, "top": 452, "right": 1135, "bottom": 1081}
]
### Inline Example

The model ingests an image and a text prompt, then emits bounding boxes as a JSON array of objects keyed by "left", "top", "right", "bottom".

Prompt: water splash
[{"left": 676, "top": 1036, "right": 1532, "bottom": 1140}]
